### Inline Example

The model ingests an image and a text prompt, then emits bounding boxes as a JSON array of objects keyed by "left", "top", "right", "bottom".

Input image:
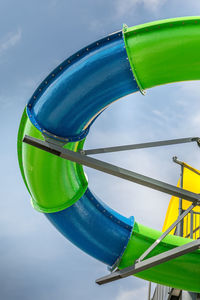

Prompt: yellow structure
[{"left": 163, "top": 162, "right": 200, "bottom": 239}]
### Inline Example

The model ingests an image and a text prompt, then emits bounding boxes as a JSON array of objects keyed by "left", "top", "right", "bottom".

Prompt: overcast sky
[{"left": 1, "top": 1, "right": 200, "bottom": 300}]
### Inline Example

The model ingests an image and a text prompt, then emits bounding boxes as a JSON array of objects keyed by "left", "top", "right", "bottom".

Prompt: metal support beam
[
  {"left": 173, "top": 156, "right": 200, "bottom": 176},
  {"left": 23, "top": 135, "right": 200, "bottom": 205},
  {"left": 148, "top": 282, "right": 151, "bottom": 300},
  {"left": 137, "top": 204, "right": 196, "bottom": 263},
  {"left": 177, "top": 162, "right": 184, "bottom": 237},
  {"left": 96, "top": 239, "right": 200, "bottom": 285},
  {"left": 190, "top": 211, "right": 194, "bottom": 239},
  {"left": 81, "top": 137, "right": 200, "bottom": 155}
]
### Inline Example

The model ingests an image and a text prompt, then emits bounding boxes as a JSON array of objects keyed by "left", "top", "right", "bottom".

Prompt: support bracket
[
  {"left": 96, "top": 239, "right": 200, "bottom": 285},
  {"left": 22, "top": 135, "right": 200, "bottom": 286}
]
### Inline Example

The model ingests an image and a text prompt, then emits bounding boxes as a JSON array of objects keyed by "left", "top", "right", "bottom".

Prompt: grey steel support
[
  {"left": 23, "top": 136, "right": 200, "bottom": 205},
  {"left": 81, "top": 137, "right": 200, "bottom": 155},
  {"left": 23, "top": 135, "right": 200, "bottom": 293},
  {"left": 177, "top": 164, "right": 184, "bottom": 237},
  {"left": 190, "top": 211, "right": 194, "bottom": 239},
  {"left": 137, "top": 204, "right": 195, "bottom": 263},
  {"left": 96, "top": 239, "right": 200, "bottom": 285},
  {"left": 148, "top": 282, "right": 151, "bottom": 300}
]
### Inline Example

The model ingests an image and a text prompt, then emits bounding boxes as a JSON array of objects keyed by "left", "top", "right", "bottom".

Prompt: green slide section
[
  {"left": 120, "top": 17, "right": 200, "bottom": 292},
  {"left": 124, "top": 16, "right": 200, "bottom": 91},
  {"left": 119, "top": 222, "right": 200, "bottom": 292},
  {"left": 17, "top": 109, "right": 88, "bottom": 213}
]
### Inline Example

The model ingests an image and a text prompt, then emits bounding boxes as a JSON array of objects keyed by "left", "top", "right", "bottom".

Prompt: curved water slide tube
[{"left": 18, "top": 17, "right": 200, "bottom": 292}]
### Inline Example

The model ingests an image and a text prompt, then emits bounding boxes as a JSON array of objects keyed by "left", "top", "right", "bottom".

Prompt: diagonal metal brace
[
  {"left": 96, "top": 239, "right": 200, "bottom": 285},
  {"left": 137, "top": 204, "right": 196, "bottom": 263},
  {"left": 23, "top": 135, "right": 200, "bottom": 205}
]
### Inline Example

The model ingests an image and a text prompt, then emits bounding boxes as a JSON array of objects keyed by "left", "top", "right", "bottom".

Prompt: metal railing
[
  {"left": 152, "top": 157, "right": 200, "bottom": 300},
  {"left": 183, "top": 210, "right": 200, "bottom": 240}
]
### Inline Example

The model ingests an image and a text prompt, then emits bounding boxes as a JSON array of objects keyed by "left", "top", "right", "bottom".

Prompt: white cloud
[
  {"left": 142, "top": 0, "right": 167, "bottom": 12},
  {"left": 115, "top": 0, "right": 167, "bottom": 18},
  {"left": 0, "top": 28, "right": 22, "bottom": 56}
]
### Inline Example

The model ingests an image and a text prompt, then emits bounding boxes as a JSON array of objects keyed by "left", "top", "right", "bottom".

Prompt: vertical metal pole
[
  {"left": 179, "top": 168, "right": 197, "bottom": 300},
  {"left": 199, "top": 214, "right": 200, "bottom": 239},
  {"left": 195, "top": 214, "right": 197, "bottom": 240},
  {"left": 177, "top": 165, "right": 184, "bottom": 237},
  {"left": 148, "top": 282, "right": 151, "bottom": 300},
  {"left": 190, "top": 211, "right": 194, "bottom": 239}
]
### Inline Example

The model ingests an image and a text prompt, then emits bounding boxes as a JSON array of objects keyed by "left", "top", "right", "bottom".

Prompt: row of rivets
[
  {"left": 30, "top": 33, "right": 122, "bottom": 105},
  {"left": 87, "top": 190, "right": 133, "bottom": 229},
  {"left": 110, "top": 220, "right": 134, "bottom": 270}
]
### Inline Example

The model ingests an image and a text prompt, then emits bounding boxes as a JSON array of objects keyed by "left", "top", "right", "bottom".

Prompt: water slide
[{"left": 18, "top": 17, "right": 200, "bottom": 292}]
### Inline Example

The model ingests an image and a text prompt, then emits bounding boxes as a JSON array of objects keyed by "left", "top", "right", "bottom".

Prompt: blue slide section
[
  {"left": 46, "top": 189, "right": 134, "bottom": 266},
  {"left": 27, "top": 31, "right": 139, "bottom": 141},
  {"left": 27, "top": 32, "right": 139, "bottom": 266}
]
